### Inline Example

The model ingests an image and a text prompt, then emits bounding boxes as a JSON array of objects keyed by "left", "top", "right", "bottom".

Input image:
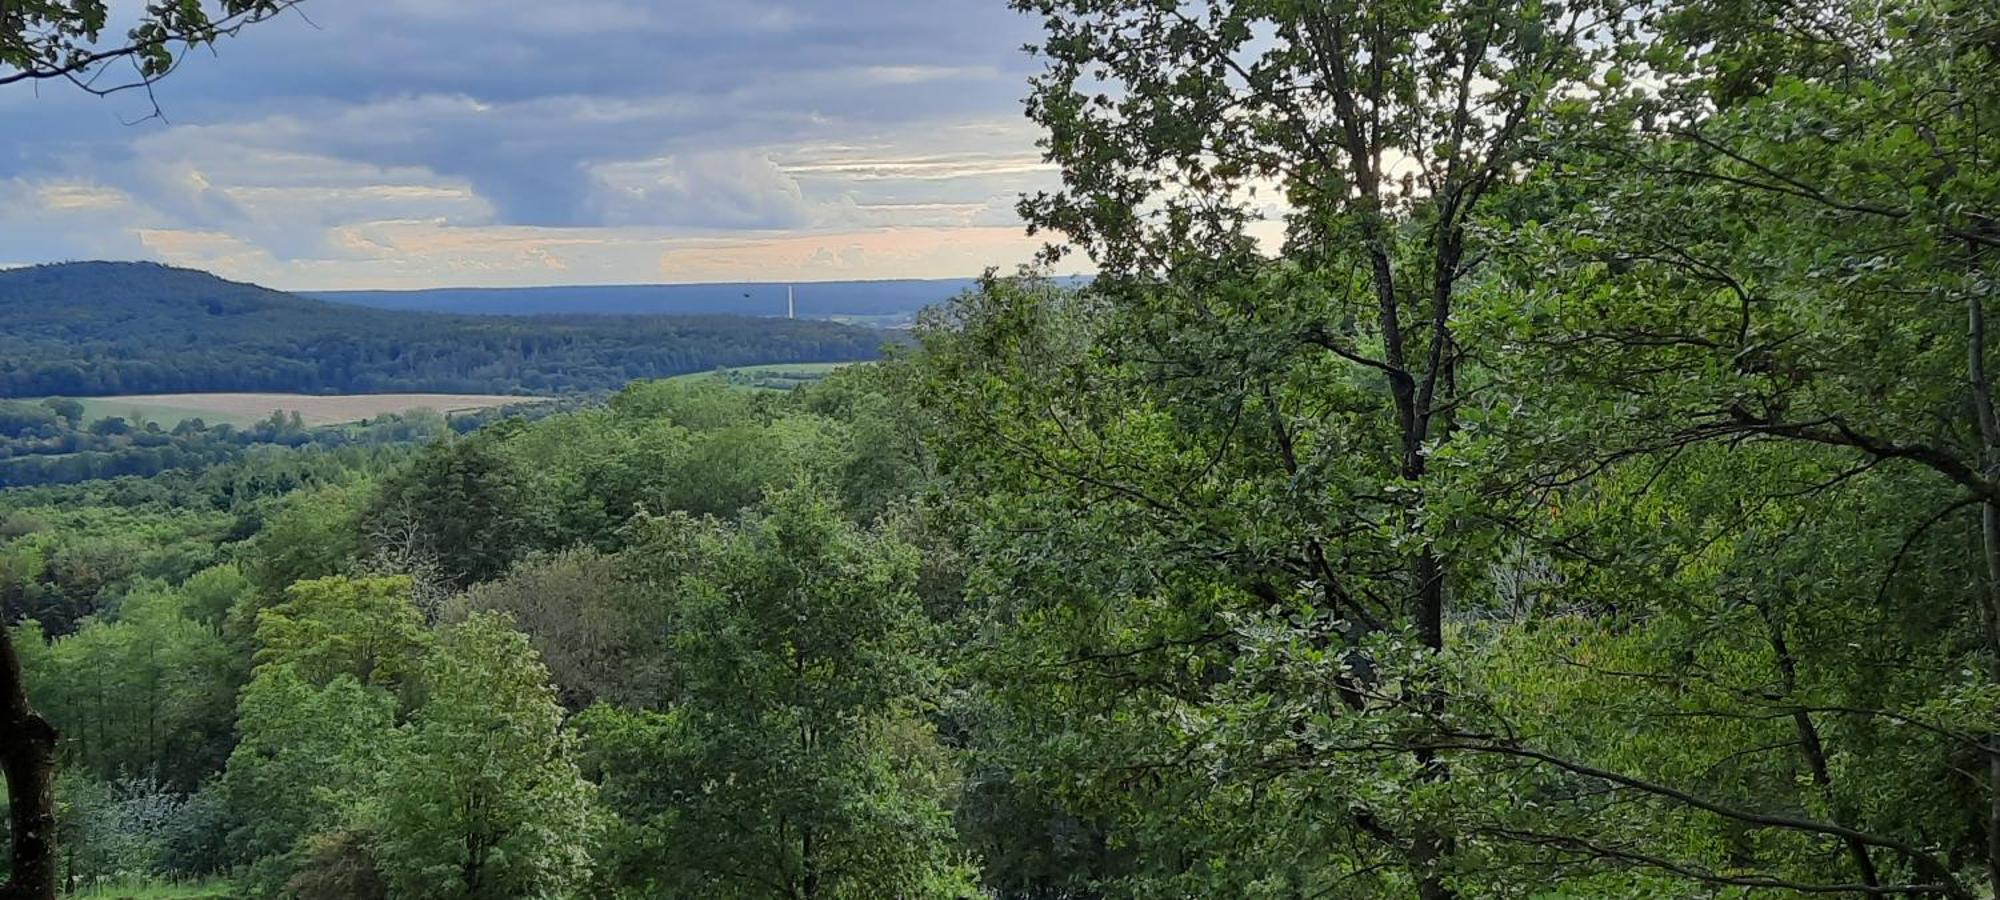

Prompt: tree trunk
[
  {"left": 1966, "top": 286, "right": 2000, "bottom": 898},
  {"left": 1409, "top": 548, "right": 1454, "bottom": 900},
  {"left": 1, "top": 618, "right": 59, "bottom": 900},
  {"left": 1756, "top": 601, "right": 1882, "bottom": 889},
  {"left": 1980, "top": 502, "right": 2000, "bottom": 898},
  {"left": 800, "top": 825, "right": 818, "bottom": 900}
]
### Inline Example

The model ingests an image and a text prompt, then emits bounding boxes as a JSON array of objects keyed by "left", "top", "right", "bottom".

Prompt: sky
[{"left": 0, "top": 0, "right": 1067, "bottom": 290}]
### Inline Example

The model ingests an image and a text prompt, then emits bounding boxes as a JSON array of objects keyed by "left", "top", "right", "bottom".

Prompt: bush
[
  {"left": 284, "top": 830, "right": 388, "bottom": 900},
  {"left": 57, "top": 774, "right": 199, "bottom": 887}
]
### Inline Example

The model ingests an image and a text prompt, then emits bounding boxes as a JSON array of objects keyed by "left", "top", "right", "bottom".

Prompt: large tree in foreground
[
  {"left": 931, "top": 0, "right": 1632, "bottom": 894},
  {"left": 919, "top": 0, "right": 1997, "bottom": 895},
  {"left": 0, "top": 4, "right": 299, "bottom": 897},
  {"left": 1486, "top": 0, "right": 2000, "bottom": 892}
]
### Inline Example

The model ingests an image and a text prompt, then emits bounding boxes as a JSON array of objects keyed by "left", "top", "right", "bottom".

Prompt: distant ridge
[
  {"left": 306, "top": 278, "right": 984, "bottom": 319},
  {"left": 0, "top": 261, "right": 888, "bottom": 398}
]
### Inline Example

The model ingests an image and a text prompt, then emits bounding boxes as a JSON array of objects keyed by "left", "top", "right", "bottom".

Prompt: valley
[{"left": 2, "top": 1, "right": 1990, "bottom": 898}]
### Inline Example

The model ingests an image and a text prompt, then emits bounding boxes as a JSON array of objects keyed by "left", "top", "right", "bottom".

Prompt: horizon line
[{"left": 0, "top": 259, "right": 1091, "bottom": 295}]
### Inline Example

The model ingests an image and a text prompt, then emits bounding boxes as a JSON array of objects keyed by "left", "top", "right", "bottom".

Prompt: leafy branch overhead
[{"left": 0, "top": 0, "right": 302, "bottom": 118}]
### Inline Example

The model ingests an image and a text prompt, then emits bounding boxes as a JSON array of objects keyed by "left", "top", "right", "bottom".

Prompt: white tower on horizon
[{"left": 787, "top": 285, "right": 795, "bottom": 319}]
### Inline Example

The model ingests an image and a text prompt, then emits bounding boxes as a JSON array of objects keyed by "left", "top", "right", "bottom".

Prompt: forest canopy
[{"left": 6, "top": 0, "right": 2000, "bottom": 898}]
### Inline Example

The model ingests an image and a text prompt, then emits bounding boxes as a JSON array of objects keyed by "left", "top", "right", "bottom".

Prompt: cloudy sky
[{"left": 0, "top": 1, "right": 1066, "bottom": 290}]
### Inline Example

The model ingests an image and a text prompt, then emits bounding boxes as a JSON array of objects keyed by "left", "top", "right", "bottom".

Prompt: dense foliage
[
  {"left": 907, "top": 0, "right": 2000, "bottom": 895},
  {"left": 3, "top": 376, "right": 966, "bottom": 897},
  {"left": 0, "top": 263, "right": 887, "bottom": 398},
  {"left": 7, "top": 0, "right": 2000, "bottom": 897},
  {"left": 0, "top": 399, "right": 541, "bottom": 489}
]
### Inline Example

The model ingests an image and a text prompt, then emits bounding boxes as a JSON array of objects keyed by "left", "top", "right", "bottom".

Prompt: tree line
[
  {"left": 0, "top": 262, "right": 888, "bottom": 398},
  {"left": 0, "top": 399, "right": 583, "bottom": 489}
]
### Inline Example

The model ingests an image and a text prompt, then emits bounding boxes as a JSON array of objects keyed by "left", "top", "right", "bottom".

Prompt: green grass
[
  {"left": 670, "top": 362, "right": 857, "bottom": 379},
  {"left": 64, "top": 878, "right": 234, "bottom": 899},
  {"left": 40, "top": 393, "right": 541, "bottom": 428},
  {"left": 669, "top": 361, "right": 862, "bottom": 391},
  {"left": 70, "top": 397, "right": 260, "bottom": 428}
]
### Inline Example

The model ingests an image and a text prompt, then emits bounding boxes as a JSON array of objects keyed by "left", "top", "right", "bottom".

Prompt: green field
[
  {"left": 669, "top": 361, "right": 861, "bottom": 391},
  {"left": 40, "top": 368, "right": 854, "bottom": 430},
  {"left": 55, "top": 393, "right": 543, "bottom": 428},
  {"left": 71, "top": 396, "right": 251, "bottom": 428}
]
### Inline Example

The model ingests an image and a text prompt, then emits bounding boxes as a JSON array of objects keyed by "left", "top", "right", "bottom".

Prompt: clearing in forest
[
  {"left": 668, "top": 361, "right": 860, "bottom": 391},
  {"left": 60, "top": 393, "right": 543, "bottom": 428}
]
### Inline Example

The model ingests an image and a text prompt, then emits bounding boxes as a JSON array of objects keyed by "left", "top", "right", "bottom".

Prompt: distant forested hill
[
  {"left": 306, "top": 278, "right": 983, "bottom": 318},
  {"left": 0, "top": 262, "right": 888, "bottom": 397}
]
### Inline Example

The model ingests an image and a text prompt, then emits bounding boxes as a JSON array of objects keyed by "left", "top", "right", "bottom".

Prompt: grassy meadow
[
  {"left": 63, "top": 878, "right": 233, "bottom": 899},
  {"left": 669, "top": 361, "right": 859, "bottom": 391},
  {"left": 58, "top": 393, "right": 542, "bottom": 428}
]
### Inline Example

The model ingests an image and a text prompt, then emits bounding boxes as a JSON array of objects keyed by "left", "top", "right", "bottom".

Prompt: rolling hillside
[
  {"left": 306, "top": 278, "right": 982, "bottom": 319},
  {"left": 0, "top": 262, "right": 888, "bottom": 397}
]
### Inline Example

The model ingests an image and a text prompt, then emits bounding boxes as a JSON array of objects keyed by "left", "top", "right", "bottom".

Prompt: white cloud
[
  {"left": 587, "top": 152, "right": 813, "bottom": 229},
  {"left": 0, "top": 0, "right": 1064, "bottom": 288},
  {"left": 37, "top": 183, "right": 128, "bottom": 211},
  {"left": 855, "top": 65, "right": 1001, "bottom": 85}
]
